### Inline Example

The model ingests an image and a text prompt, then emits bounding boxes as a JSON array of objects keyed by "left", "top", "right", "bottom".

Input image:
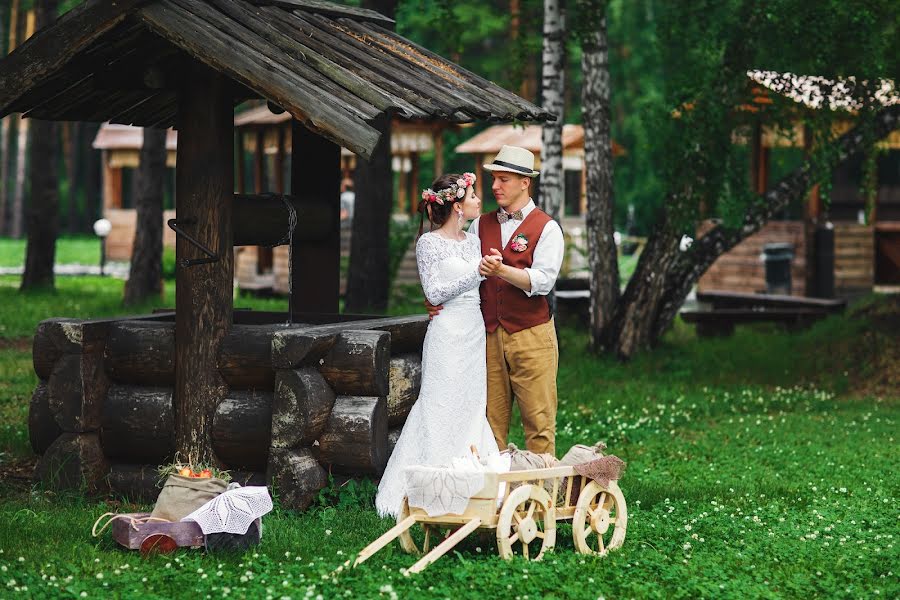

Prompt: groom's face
[{"left": 491, "top": 172, "right": 530, "bottom": 210}]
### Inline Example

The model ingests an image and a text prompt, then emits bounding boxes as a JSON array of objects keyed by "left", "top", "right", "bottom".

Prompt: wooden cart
[{"left": 355, "top": 465, "right": 627, "bottom": 574}]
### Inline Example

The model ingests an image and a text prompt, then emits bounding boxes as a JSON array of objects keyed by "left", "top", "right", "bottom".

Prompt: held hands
[
  {"left": 424, "top": 300, "right": 443, "bottom": 319},
  {"left": 479, "top": 248, "right": 504, "bottom": 277}
]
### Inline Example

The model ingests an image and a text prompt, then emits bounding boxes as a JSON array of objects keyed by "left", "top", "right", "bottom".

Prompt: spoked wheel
[
  {"left": 496, "top": 484, "right": 556, "bottom": 561},
  {"left": 397, "top": 499, "right": 436, "bottom": 555},
  {"left": 572, "top": 480, "right": 627, "bottom": 555}
]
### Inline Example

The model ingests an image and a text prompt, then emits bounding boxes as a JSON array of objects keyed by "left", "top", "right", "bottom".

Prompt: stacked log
[
  {"left": 28, "top": 313, "right": 429, "bottom": 510},
  {"left": 31, "top": 318, "right": 115, "bottom": 492}
]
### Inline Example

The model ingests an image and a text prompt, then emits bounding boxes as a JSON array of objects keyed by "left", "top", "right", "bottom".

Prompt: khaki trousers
[{"left": 485, "top": 319, "right": 558, "bottom": 456}]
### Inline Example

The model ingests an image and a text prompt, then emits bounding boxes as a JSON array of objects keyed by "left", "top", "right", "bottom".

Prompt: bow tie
[{"left": 497, "top": 209, "right": 524, "bottom": 224}]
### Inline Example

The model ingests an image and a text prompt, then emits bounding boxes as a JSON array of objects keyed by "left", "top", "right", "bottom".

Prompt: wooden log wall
[
  {"left": 30, "top": 313, "right": 428, "bottom": 509},
  {"left": 833, "top": 223, "right": 874, "bottom": 296},
  {"left": 697, "top": 220, "right": 808, "bottom": 296}
]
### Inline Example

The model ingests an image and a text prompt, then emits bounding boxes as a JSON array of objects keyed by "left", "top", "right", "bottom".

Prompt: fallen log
[
  {"left": 318, "top": 395, "right": 388, "bottom": 474},
  {"left": 272, "top": 367, "right": 335, "bottom": 448},
  {"left": 386, "top": 354, "right": 421, "bottom": 426},
  {"left": 318, "top": 330, "right": 390, "bottom": 396}
]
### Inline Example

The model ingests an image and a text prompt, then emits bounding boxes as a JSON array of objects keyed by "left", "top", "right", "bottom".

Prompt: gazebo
[{"left": 1, "top": 0, "right": 552, "bottom": 509}]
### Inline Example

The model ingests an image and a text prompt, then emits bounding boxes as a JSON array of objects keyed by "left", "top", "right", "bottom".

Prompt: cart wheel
[
  {"left": 397, "top": 498, "right": 434, "bottom": 555},
  {"left": 496, "top": 484, "right": 556, "bottom": 561},
  {"left": 572, "top": 480, "right": 627, "bottom": 555}
]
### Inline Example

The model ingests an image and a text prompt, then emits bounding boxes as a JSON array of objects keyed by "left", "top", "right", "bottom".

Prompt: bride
[{"left": 375, "top": 172, "right": 500, "bottom": 518}]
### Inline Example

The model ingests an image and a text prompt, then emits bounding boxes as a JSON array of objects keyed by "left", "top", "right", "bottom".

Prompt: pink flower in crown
[{"left": 510, "top": 233, "right": 528, "bottom": 252}]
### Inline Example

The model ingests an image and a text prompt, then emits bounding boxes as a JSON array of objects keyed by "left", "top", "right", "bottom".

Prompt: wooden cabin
[
  {"left": 699, "top": 70, "right": 900, "bottom": 298},
  {"left": 455, "top": 124, "right": 626, "bottom": 216},
  {"left": 92, "top": 123, "right": 178, "bottom": 261},
  {"left": 2, "top": 0, "right": 552, "bottom": 508}
]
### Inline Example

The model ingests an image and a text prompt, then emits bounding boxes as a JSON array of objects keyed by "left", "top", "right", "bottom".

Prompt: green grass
[
  {"left": 0, "top": 236, "right": 107, "bottom": 268},
  {"left": 0, "top": 275, "right": 897, "bottom": 598}
]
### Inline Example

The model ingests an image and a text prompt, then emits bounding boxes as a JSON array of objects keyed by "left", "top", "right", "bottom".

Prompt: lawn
[{"left": 0, "top": 273, "right": 897, "bottom": 598}]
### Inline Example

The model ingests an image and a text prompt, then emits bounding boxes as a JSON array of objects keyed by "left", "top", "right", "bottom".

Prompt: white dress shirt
[{"left": 467, "top": 199, "right": 565, "bottom": 297}]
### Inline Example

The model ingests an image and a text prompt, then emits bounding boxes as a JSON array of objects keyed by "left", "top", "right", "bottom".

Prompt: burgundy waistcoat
[{"left": 479, "top": 208, "right": 553, "bottom": 334}]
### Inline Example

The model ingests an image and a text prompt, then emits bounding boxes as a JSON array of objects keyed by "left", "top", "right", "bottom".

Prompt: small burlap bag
[
  {"left": 503, "top": 443, "right": 559, "bottom": 496},
  {"left": 150, "top": 475, "right": 228, "bottom": 522}
]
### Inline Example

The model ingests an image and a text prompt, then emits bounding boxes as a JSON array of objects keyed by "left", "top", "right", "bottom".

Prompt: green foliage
[{"left": 314, "top": 475, "right": 378, "bottom": 511}]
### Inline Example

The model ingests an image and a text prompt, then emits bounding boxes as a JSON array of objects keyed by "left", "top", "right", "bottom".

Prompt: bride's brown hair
[{"left": 418, "top": 173, "right": 465, "bottom": 238}]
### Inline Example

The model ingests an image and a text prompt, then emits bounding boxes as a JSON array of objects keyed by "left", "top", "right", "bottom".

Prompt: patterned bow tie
[{"left": 497, "top": 209, "right": 524, "bottom": 224}]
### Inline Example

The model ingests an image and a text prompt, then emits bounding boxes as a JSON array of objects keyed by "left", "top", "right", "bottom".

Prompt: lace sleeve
[{"left": 416, "top": 235, "right": 483, "bottom": 305}]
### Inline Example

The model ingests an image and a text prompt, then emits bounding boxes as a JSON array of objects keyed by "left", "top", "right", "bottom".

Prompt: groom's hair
[{"left": 418, "top": 173, "right": 465, "bottom": 238}]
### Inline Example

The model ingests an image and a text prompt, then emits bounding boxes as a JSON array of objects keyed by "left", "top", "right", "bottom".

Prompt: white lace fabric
[
  {"left": 376, "top": 231, "right": 500, "bottom": 518},
  {"left": 181, "top": 485, "right": 273, "bottom": 535},
  {"left": 405, "top": 452, "right": 512, "bottom": 516},
  {"left": 415, "top": 232, "right": 484, "bottom": 306}
]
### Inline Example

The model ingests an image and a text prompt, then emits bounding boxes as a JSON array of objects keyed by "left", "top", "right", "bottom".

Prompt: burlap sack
[
  {"left": 150, "top": 475, "right": 228, "bottom": 522},
  {"left": 558, "top": 442, "right": 611, "bottom": 503},
  {"left": 503, "top": 444, "right": 559, "bottom": 496}
]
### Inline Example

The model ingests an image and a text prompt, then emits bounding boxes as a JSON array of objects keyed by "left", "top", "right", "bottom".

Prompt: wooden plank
[
  {"left": 189, "top": 0, "right": 382, "bottom": 122},
  {"left": 211, "top": 0, "right": 408, "bottom": 117},
  {"left": 0, "top": 0, "right": 151, "bottom": 115},
  {"left": 139, "top": 0, "right": 380, "bottom": 160},
  {"left": 366, "top": 21, "right": 554, "bottom": 120},
  {"left": 353, "top": 515, "right": 416, "bottom": 567},
  {"left": 275, "top": 10, "right": 461, "bottom": 119},
  {"left": 320, "top": 15, "right": 494, "bottom": 120},
  {"left": 248, "top": 0, "right": 396, "bottom": 27},
  {"left": 407, "top": 518, "right": 482, "bottom": 574}
]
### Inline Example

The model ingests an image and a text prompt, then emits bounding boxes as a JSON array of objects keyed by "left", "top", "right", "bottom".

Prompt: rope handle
[{"left": 91, "top": 513, "right": 171, "bottom": 537}]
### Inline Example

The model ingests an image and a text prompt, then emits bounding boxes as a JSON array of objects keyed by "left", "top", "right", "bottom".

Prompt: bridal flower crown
[{"left": 421, "top": 173, "right": 476, "bottom": 205}]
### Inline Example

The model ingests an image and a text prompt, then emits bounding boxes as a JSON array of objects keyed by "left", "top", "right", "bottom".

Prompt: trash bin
[{"left": 761, "top": 242, "right": 794, "bottom": 295}]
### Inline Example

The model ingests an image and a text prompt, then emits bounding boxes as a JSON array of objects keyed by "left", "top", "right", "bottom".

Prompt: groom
[{"left": 469, "top": 145, "right": 565, "bottom": 456}]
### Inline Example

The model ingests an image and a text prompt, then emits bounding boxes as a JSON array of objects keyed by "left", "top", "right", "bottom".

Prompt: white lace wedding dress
[{"left": 375, "top": 231, "right": 500, "bottom": 518}]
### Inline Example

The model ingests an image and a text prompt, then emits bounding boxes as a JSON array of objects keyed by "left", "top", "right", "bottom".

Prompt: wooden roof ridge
[{"left": 0, "top": 0, "right": 553, "bottom": 160}]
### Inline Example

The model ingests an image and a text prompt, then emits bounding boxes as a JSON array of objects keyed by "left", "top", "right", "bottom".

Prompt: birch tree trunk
[
  {"left": 582, "top": 16, "right": 619, "bottom": 352},
  {"left": 539, "top": 0, "right": 565, "bottom": 221},
  {"left": 124, "top": 128, "right": 166, "bottom": 305},
  {"left": 20, "top": 0, "right": 58, "bottom": 291}
]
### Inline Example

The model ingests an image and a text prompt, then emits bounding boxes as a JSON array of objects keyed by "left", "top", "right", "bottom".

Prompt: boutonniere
[{"left": 510, "top": 233, "right": 529, "bottom": 252}]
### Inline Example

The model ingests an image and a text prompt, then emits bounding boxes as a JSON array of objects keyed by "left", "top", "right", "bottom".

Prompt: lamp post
[{"left": 92, "top": 218, "right": 112, "bottom": 276}]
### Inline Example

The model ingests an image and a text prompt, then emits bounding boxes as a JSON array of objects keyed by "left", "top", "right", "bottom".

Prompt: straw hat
[{"left": 483, "top": 145, "right": 540, "bottom": 177}]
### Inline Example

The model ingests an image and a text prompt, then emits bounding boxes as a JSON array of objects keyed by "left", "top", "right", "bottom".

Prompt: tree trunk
[
  {"left": 539, "top": 0, "right": 565, "bottom": 221},
  {"left": 81, "top": 122, "right": 102, "bottom": 232},
  {"left": 602, "top": 104, "right": 900, "bottom": 359},
  {"left": 0, "top": 0, "right": 15, "bottom": 235},
  {"left": 346, "top": 112, "right": 392, "bottom": 313},
  {"left": 63, "top": 121, "right": 80, "bottom": 233},
  {"left": 20, "top": 3, "right": 60, "bottom": 292},
  {"left": 583, "top": 16, "right": 619, "bottom": 352},
  {"left": 124, "top": 127, "right": 166, "bottom": 305},
  {"left": 9, "top": 3, "right": 30, "bottom": 240}
]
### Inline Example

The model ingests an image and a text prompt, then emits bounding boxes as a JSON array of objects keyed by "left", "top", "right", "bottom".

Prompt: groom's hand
[{"left": 424, "top": 300, "right": 443, "bottom": 319}]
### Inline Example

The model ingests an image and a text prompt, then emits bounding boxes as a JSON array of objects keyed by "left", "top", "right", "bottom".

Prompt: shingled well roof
[{"left": 0, "top": 0, "right": 554, "bottom": 159}]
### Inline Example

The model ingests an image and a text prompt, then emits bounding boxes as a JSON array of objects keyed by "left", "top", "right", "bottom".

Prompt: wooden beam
[
  {"left": 0, "top": 0, "right": 150, "bottom": 115},
  {"left": 246, "top": 0, "right": 396, "bottom": 27},
  {"left": 290, "top": 120, "right": 341, "bottom": 316},
  {"left": 173, "top": 63, "right": 234, "bottom": 467}
]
